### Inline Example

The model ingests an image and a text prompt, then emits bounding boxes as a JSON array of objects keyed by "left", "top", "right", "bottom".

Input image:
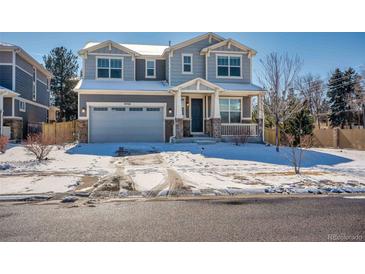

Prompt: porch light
[
  {"left": 168, "top": 108, "right": 172, "bottom": 114},
  {"left": 81, "top": 107, "right": 86, "bottom": 113},
  {"left": 186, "top": 102, "right": 189, "bottom": 107}
]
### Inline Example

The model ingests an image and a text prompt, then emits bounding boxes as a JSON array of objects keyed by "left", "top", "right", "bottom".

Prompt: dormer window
[
  {"left": 97, "top": 57, "right": 123, "bottom": 79},
  {"left": 216, "top": 55, "right": 242, "bottom": 78},
  {"left": 145, "top": 60, "right": 156, "bottom": 78},
  {"left": 182, "top": 54, "right": 193, "bottom": 74}
]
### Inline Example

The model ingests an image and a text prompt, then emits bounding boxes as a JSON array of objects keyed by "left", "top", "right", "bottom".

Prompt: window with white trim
[
  {"left": 219, "top": 98, "right": 241, "bottom": 123},
  {"left": 217, "top": 55, "right": 241, "bottom": 78},
  {"left": 97, "top": 58, "right": 123, "bottom": 79},
  {"left": 182, "top": 54, "right": 192, "bottom": 74},
  {"left": 19, "top": 100, "right": 26, "bottom": 112},
  {"left": 32, "top": 67, "right": 37, "bottom": 101},
  {"left": 145, "top": 60, "right": 156, "bottom": 78}
]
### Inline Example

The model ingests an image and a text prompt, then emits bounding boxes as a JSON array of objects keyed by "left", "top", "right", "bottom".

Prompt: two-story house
[
  {"left": 0, "top": 42, "right": 52, "bottom": 140},
  {"left": 75, "top": 33, "right": 265, "bottom": 143}
]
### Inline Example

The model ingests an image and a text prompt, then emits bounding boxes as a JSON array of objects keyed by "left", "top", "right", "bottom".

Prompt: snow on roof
[
  {"left": 82, "top": 42, "right": 169, "bottom": 56},
  {"left": 216, "top": 82, "right": 264, "bottom": 92},
  {"left": 0, "top": 42, "right": 16, "bottom": 47},
  {"left": 75, "top": 79, "right": 171, "bottom": 91}
]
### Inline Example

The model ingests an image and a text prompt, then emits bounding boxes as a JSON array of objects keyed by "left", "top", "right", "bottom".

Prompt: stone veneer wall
[
  {"left": 76, "top": 120, "right": 88, "bottom": 143},
  {"left": 205, "top": 119, "right": 212, "bottom": 137},
  {"left": 3, "top": 118, "right": 23, "bottom": 141},
  {"left": 211, "top": 118, "right": 221, "bottom": 138},
  {"left": 183, "top": 120, "right": 190, "bottom": 137},
  {"left": 175, "top": 118, "right": 184, "bottom": 139}
]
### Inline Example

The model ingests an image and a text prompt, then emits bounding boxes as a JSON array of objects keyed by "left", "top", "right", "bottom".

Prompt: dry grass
[{"left": 127, "top": 154, "right": 163, "bottom": 166}]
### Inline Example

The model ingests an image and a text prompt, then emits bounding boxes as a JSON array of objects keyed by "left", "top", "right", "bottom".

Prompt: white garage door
[{"left": 89, "top": 106, "right": 164, "bottom": 142}]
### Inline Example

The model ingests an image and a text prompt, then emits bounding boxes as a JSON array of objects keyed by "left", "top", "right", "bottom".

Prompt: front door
[{"left": 191, "top": 98, "right": 203, "bottom": 133}]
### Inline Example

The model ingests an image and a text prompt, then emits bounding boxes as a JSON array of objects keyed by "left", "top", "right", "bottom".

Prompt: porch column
[
  {"left": 211, "top": 90, "right": 221, "bottom": 138},
  {"left": 258, "top": 94, "right": 264, "bottom": 142},
  {"left": 174, "top": 89, "right": 184, "bottom": 139}
]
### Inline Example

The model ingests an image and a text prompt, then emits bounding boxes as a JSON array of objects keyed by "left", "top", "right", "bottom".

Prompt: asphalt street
[{"left": 0, "top": 196, "right": 364, "bottom": 241}]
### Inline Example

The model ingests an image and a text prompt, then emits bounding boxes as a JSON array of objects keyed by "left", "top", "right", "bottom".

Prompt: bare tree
[
  {"left": 284, "top": 133, "right": 313, "bottom": 175},
  {"left": 296, "top": 74, "right": 326, "bottom": 128},
  {"left": 259, "top": 52, "right": 303, "bottom": 152}
]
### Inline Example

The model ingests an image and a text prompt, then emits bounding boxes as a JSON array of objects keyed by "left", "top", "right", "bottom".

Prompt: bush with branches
[
  {"left": 284, "top": 133, "right": 313, "bottom": 174},
  {"left": 24, "top": 134, "right": 53, "bottom": 161},
  {"left": 0, "top": 135, "right": 9, "bottom": 153}
]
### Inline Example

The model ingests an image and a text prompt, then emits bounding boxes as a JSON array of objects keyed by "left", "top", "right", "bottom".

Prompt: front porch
[{"left": 171, "top": 78, "right": 264, "bottom": 142}]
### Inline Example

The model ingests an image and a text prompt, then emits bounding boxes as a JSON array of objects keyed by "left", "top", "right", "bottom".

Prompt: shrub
[
  {"left": 0, "top": 135, "right": 9, "bottom": 153},
  {"left": 24, "top": 134, "right": 53, "bottom": 161}
]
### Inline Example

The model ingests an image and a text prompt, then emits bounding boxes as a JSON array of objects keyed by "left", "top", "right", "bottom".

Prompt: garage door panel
[{"left": 89, "top": 106, "right": 164, "bottom": 143}]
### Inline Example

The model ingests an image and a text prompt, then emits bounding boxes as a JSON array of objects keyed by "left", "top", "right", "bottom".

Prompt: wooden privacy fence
[
  {"left": 264, "top": 127, "right": 365, "bottom": 150},
  {"left": 42, "top": 121, "right": 77, "bottom": 144},
  {"left": 264, "top": 128, "right": 279, "bottom": 145}
]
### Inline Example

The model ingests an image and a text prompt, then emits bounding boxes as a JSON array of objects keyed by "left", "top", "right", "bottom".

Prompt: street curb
[{"left": 0, "top": 194, "right": 54, "bottom": 202}]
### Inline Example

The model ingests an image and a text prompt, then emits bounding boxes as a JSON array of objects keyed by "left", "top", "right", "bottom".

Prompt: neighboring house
[
  {"left": 75, "top": 33, "right": 265, "bottom": 143},
  {"left": 0, "top": 42, "right": 52, "bottom": 140}
]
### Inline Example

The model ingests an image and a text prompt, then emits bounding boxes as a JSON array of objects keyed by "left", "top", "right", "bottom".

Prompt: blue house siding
[
  {"left": 135, "top": 59, "right": 166, "bottom": 81},
  {"left": 207, "top": 52, "right": 251, "bottom": 83},
  {"left": 0, "top": 51, "right": 12, "bottom": 63},
  {"left": 36, "top": 81, "right": 49, "bottom": 106},
  {"left": 79, "top": 94, "right": 174, "bottom": 118},
  {"left": 0, "top": 65, "right": 13, "bottom": 90},
  {"left": 15, "top": 67, "right": 33, "bottom": 100},
  {"left": 16, "top": 54, "right": 33, "bottom": 74},
  {"left": 169, "top": 37, "right": 220, "bottom": 86},
  {"left": 3, "top": 98, "right": 12, "bottom": 116}
]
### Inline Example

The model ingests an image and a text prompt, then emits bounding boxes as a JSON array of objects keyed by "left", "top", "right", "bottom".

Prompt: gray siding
[
  {"left": 3, "top": 98, "right": 12, "bottom": 116},
  {"left": 36, "top": 81, "right": 49, "bottom": 106},
  {"left": 0, "top": 65, "right": 12, "bottom": 90},
  {"left": 165, "top": 57, "right": 169, "bottom": 83},
  {"left": 79, "top": 94, "right": 174, "bottom": 118},
  {"left": 207, "top": 52, "right": 251, "bottom": 83},
  {"left": 170, "top": 37, "right": 220, "bottom": 86},
  {"left": 16, "top": 54, "right": 33, "bottom": 74},
  {"left": 37, "top": 70, "right": 48, "bottom": 84},
  {"left": 0, "top": 51, "right": 12, "bottom": 63},
  {"left": 92, "top": 45, "right": 130, "bottom": 55},
  {"left": 135, "top": 59, "right": 166, "bottom": 81},
  {"left": 14, "top": 99, "right": 48, "bottom": 136},
  {"left": 15, "top": 67, "right": 33, "bottom": 100},
  {"left": 84, "top": 55, "right": 134, "bottom": 80}
]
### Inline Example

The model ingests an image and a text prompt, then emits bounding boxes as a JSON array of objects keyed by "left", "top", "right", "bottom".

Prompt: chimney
[{"left": 168, "top": 40, "right": 172, "bottom": 47}]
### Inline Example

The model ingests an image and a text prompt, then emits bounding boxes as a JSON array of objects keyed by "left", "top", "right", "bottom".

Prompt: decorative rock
[{"left": 61, "top": 196, "right": 78, "bottom": 203}]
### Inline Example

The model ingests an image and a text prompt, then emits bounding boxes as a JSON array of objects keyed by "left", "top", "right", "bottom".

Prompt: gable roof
[
  {"left": 79, "top": 40, "right": 141, "bottom": 56},
  {"left": 0, "top": 42, "right": 53, "bottom": 78},
  {"left": 200, "top": 38, "right": 257, "bottom": 56},
  {"left": 80, "top": 41, "right": 168, "bottom": 57},
  {"left": 162, "top": 32, "right": 225, "bottom": 55},
  {"left": 170, "top": 77, "right": 224, "bottom": 92}
]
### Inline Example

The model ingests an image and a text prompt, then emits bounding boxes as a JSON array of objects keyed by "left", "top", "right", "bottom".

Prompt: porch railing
[{"left": 221, "top": 123, "right": 258, "bottom": 136}]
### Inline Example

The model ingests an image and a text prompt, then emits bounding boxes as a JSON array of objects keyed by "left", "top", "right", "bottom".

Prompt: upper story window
[
  {"left": 19, "top": 100, "right": 26, "bottom": 112},
  {"left": 182, "top": 54, "right": 193, "bottom": 74},
  {"left": 216, "top": 55, "right": 242, "bottom": 78},
  {"left": 145, "top": 60, "right": 156, "bottom": 78},
  {"left": 219, "top": 98, "right": 241, "bottom": 124},
  {"left": 32, "top": 67, "right": 37, "bottom": 101},
  {"left": 97, "top": 57, "right": 123, "bottom": 79}
]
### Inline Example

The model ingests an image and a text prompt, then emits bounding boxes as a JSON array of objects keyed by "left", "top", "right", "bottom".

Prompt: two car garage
[{"left": 88, "top": 105, "right": 165, "bottom": 143}]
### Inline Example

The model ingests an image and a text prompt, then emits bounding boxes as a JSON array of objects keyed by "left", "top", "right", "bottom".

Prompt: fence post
[{"left": 333, "top": 128, "right": 339, "bottom": 148}]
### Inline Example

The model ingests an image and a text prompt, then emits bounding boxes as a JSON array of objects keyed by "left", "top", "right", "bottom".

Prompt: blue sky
[{"left": 0, "top": 32, "right": 364, "bottom": 83}]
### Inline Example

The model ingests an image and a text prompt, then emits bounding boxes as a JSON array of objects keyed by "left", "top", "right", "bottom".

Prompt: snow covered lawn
[{"left": 0, "top": 142, "right": 364, "bottom": 196}]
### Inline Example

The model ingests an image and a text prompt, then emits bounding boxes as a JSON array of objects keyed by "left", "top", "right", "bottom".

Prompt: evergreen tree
[
  {"left": 43, "top": 47, "right": 79, "bottom": 121},
  {"left": 327, "top": 68, "right": 347, "bottom": 128},
  {"left": 343, "top": 67, "right": 361, "bottom": 128},
  {"left": 284, "top": 100, "right": 314, "bottom": 145}
]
